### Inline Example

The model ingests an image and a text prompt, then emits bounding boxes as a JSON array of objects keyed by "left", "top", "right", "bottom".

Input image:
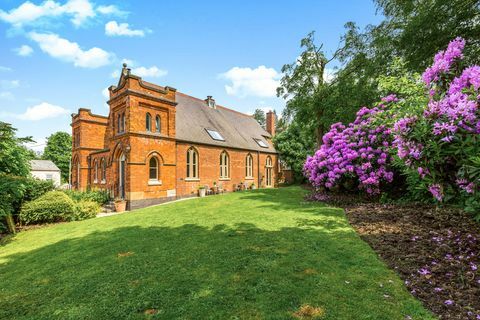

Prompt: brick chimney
[{"left": 266, "top": 111, "right": 276, "bottom": 136}]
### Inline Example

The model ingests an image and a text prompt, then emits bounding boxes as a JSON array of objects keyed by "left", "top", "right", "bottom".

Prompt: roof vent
[{"left": 205, "top": 96, "right": 216, "bottom": 109}]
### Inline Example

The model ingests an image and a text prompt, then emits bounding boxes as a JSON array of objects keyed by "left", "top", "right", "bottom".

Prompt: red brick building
[{"left": 71, "top": 64, "right": 278, "bottom": 209}]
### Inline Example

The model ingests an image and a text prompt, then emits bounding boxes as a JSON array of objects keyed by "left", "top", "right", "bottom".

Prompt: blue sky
[{"left": 0, "top": 0, "right": 383, "bottom": 151}]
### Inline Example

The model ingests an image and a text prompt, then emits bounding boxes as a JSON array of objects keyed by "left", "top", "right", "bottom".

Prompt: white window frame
[
  {"left": 220, "top": 151, "right": 230, "bottom": 179},
  {"left": 186, "top": 147, "right": 199, "bottom": 180},
  {"left": 206, "top": 129, "right": 225, "bottom": 141},
  {"left": 245, "top": 153, "right": 253, "bottom": 179}
]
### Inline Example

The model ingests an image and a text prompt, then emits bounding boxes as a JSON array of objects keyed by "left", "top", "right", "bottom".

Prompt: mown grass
[{"left": 0, "top": 186, "right": 434, "bottom": 319}]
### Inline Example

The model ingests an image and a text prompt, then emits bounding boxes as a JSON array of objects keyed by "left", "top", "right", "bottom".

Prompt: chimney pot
[{"left": 266, "top": 110, "right": 276, "bottom": 136}]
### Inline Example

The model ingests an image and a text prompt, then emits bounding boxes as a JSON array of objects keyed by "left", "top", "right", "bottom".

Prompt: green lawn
[{"left": 0, "top": 186, "right": 434, "bottom": 319}]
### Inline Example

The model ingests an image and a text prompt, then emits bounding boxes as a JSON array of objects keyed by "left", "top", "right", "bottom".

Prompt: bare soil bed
[{"left": 341, "top": 200, "right": 480, "bottom": 319}]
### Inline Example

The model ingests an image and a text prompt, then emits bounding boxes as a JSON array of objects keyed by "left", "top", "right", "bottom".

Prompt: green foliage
[
  {"left": 252, "top": 109, "right": 266, "bottom": 128},
  {"left": 63, "top": 189, "right": 111, "bottom": 205},
  {"left": 42, "top": 132, "right": 72, "bottom": 182},
  {"left": 371, "top": 58, "right": 427, "bottom": 129},
  {"left": 0, "top": 122, "right": 34, "bottom": 177},
  {"left": 0, "top": 174, "right": 27, "bottom": 233},
  {"left": 72, "top": 200, "right": 100, "bottom": 221},
  {"left": 375, "top": 0, "right": 480, "bottom": 71},
  {"left": 0, "top": 175, "right": 55, "bottom": 233},
  {"left": 20, "top": 191, "right": 75, "bottom": 225},
  {"left": 273, "top": 121, "right": 315, "bottom": 181}
]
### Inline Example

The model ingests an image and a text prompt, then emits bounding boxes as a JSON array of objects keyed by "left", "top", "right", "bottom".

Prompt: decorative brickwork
[{"left": 71, "top": 65, "right": 278, "bottom": 209}]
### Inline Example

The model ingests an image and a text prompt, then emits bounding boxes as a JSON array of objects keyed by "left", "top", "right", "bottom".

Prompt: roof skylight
[
  {"left": 206, "top": 129, "right": 225, "bottom": 141},
  {"left": 254, "top": 138, "right": 268, "bottom": 148}
]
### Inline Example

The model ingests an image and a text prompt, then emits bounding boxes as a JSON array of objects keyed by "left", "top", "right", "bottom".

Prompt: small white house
[{"left": 30, "top": 160, "right": 61, "bottom": 186}]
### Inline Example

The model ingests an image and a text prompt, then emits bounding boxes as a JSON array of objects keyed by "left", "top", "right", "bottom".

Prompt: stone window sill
[
  {"left": 148, "top": 179, "right": 162, "bottom": 186},
  {"left": 94, "top": 180, "right": 98, "bottom": 183},
  {"left": 245, "top": 177, "right": 254, "bottom": 180},
  {"left": 185, "top": 178, "right": 200, "bottom": 182},
  {"left": 101, "top": 180, "right": 106, "bottom": 184},
  {"left": 219, "top": 178, "right": 230, "bottom": 181}
]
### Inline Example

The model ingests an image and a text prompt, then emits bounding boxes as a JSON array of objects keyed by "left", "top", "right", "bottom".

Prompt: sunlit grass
[{"left": 0, "top": 186, "right": 434, "bottom": 319}]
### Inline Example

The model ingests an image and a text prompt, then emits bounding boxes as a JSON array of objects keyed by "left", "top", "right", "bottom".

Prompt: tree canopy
[{"left": 43, "top": 132, "right": 72, "bottom": 182}]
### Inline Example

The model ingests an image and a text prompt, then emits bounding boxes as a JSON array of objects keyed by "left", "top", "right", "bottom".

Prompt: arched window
[
  {"left": 121, "top": 112, "right": 126, "bottom": 132},
  {"left": 93, "top": 159, "right": 98, "bottom": 183},
  {"left": 186, "top": 147, "right": 198, "bottom": 179},
  {"left": 146, "top": 113, "right": 151, "bottom": 131},
  {"left": 266, "top": 156, "right": 272, "bottom": 167},
  {"left": 149, "top": 157, "right": 159, "bottom": 180},
  {"left": 245, "top": 154, "right": 253, "bottom": 178},
  {"left": 220, "top": 151, "right": 229, "bottom": 179},
  {"left": 155, "top": 115, "right": 161, "bottom": 133},
  {"left": 101, "top": 158, "right": 106, "bottom": 182},
  {"left": 265, "top": 156, "right": 273, "bottom": 187}
]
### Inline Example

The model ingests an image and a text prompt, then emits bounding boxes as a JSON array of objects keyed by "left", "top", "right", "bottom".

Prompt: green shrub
[
  {"left": 0, "top": 175, "right": 55, "bottom": 233},
  {"left": 72, "top": 200, "right": 100, "bottom": 221},
  {"left": 23, "top": 178, "right": 55, "bottom": 202},
  {"left": 63, "top": 189, "right": 111, "bottom": 205},
  {"left": 20, "top": 191, "right": 75, "bottom": 225}
]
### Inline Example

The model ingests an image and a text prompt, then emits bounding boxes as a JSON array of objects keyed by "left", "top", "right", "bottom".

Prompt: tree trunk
[
  {"left": 5, "top": 214, "right": 16, "bottom": 234},
  {"left": 315, "top": 108, "right": 324, "bottom": 148}
]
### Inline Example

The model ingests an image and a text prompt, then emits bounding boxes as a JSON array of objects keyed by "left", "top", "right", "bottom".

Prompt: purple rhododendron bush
[
  {"left": 303, "top": 98, "right": 396, "bottom": 195},
  {"left": 305, "top": 37, "right": 480, "bottom": 217}
]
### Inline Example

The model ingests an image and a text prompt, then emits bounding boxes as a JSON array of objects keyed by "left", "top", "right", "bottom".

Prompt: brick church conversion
[{"left": 71, "top": 64, "right": 278, "bottom": 209}]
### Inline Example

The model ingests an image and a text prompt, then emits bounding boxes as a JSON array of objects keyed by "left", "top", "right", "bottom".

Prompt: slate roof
[
  {"left": 30, "top": 160, "right": 60, "bottom": 172},
  {"left": 175, "top": 92, "right": 277, "bottom": 153}
]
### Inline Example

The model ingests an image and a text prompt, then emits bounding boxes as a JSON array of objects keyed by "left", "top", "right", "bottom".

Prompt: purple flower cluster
[
  {"left": 304, "top": 101, "right": 394, "bottom": 194},
  {"left": 393, "top": 37, "right": 480, "bottom": 201},
  {"left": 422, "top": 37, "right": 465, "bottom": 86}
]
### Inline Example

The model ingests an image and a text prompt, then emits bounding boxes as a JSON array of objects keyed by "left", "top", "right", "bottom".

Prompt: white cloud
[
  {"left": 324, "top": 68, "right": 336, "bottom": 84},
  {"left": 29, "top": 32, "right": 111, "bottom": 68},
  {"left": 16, "top": 102, "right": 70, "bottom": 121},
  {"left": 131, "top": 66, "right": 167, "bottom": 78},
  {"left": 25, "top": 137, "right": 47, "bottom": 153},
  {"left": 220, "top": 66, "right": 280, "bottom": 98},
  {"left": 102, "top": 87, "right": 110, "bottom": 99},
  {"left": 0, "top": 92, "right": 14, "bottom": 100},
  {"left": 110, "top": 69, "right": 120, "bottom": 78},
  {"left": 14, "top": 44, "right": 33, "bottom": 56},
  {"left": 0, "top": 0, "right": 96, "bottom": 27},
  {"left": 0, "top": 80, "right": 20, "bottom": 89},
  {"left": 97, "top": 5, "right": 126, "bottom": 16},
  {"left": 105, "top": 20, "right": 146, "bottom": 37}
]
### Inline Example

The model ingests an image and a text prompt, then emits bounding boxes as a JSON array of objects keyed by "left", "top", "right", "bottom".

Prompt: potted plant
[
  {"left": 114, "top": 198, "right": 127, "bottom": 212},
  {"left": 251, "top": 183, "right": 257, "bottom": 190},
  {"left": 198, "top": 185, "right": 206, "bottom": 197}
]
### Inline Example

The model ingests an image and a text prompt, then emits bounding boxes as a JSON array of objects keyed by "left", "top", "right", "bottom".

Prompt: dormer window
[
  {"left": 206, "top": 129, "right": 225, "bottom": 141},
  {"left": 254, "top": 138, "right": 268, "bottom": 148}
]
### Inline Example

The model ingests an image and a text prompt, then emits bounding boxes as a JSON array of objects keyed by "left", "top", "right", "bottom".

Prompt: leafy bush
[
  {"left": 63, "top": 189, "right": 111, "bottom": 205},
  {"left": 0, "top": 175, "right": 55, "bottom": 233},
  {"left": 303, "top": 98, "right": 396, "bottom": 195},
  {"left": 393, "top": 38, "right": 480, "bottom": 217},
  {"left": 72, "top": 200, "right": 100, "bottom": 221},
  {"left": 20, "top": 191, "right": 75, "bottom": 225}
]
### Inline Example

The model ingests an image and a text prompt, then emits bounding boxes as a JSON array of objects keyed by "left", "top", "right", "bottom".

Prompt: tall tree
[
  {"left": 277, "top": 31, "right": 338, "bottom": 146},
  {"left": 252, "top": 109, "right": 266, "bottom": 128},
  {"left": 43, "top": 132, "right": 72, "bottom": 182},
  {"left": 273, "top": 120, "right": 316, "bottom": 181},
  {"left": 0, "top": 122, "right": 33, "bottom": 177},
  {"left": 374, "top": 0, "right": 480, "bottom": 71}
]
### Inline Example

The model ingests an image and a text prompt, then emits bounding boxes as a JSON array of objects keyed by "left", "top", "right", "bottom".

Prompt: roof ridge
[{"left": 176, "top": 91, "right": 253, "bottom": 118}]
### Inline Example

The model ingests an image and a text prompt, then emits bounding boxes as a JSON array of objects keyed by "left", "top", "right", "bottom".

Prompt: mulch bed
[{"left": 339, "top": 200, "right": 480, "bottom": 319}]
